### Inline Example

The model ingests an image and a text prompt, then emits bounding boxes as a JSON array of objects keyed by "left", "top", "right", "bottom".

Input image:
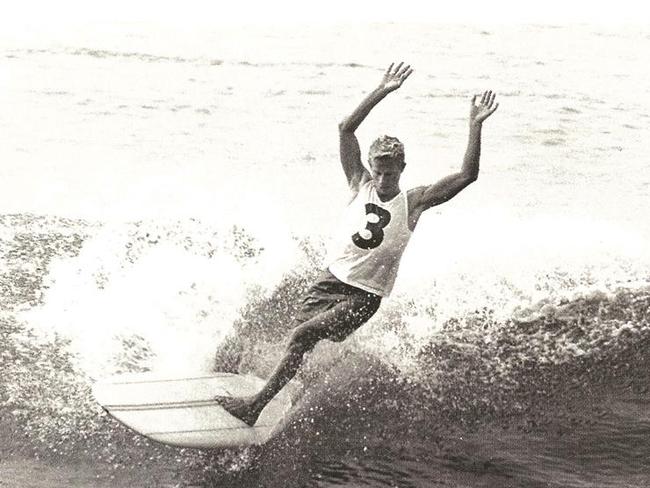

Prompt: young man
[{"left": 216, "top": 62, "right": 499, "bottom": 426}]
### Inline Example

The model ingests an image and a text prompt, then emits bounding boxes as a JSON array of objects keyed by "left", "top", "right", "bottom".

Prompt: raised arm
[
  {"left": 408, "top": 90, "right": 499, "bottom": 227},
  {"left": 339, "top": 62, "right": 413, "bottom": 194}
]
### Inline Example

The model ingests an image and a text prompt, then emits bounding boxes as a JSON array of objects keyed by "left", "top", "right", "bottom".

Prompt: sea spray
[
  {"left": 0, "top": 215, "right": 298, "bottom": 478},
  {"left": 20, "top": 217, "right": 302, "bottom": 378},
  {"left": 2, "top": 212, "right": 650, "bottom": 487}
]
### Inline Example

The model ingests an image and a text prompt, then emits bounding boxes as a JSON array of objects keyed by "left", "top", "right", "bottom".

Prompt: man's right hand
[
  {"left": 379, "top": 62, "right": 414, "bottom": 93},
  {"left": 339, "top": 62, "right": 413, "bottom": 194}
]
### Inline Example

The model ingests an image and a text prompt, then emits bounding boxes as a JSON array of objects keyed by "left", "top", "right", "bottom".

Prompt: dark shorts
[{"left": 293, "top": 269, "right": 382, "bottom": 342}]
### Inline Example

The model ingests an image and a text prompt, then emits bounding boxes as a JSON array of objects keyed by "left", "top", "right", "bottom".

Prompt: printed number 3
[{"left": 352, "top": 203, "right": 391, "bottom": 250}]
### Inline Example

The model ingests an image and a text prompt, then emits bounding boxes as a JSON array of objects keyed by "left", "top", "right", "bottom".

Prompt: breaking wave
[{"left": 2, "top": 213, "right": 649, "bottom": 487}]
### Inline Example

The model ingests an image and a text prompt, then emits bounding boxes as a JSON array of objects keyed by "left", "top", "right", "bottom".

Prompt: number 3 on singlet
[{"left": 352, "top": 203, "right": 391, "bottom": 250}]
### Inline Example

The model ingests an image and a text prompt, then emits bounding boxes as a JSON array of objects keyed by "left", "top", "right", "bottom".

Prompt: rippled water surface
[{"left": 1, "top": 23, "right": 649, "bottom": 487}]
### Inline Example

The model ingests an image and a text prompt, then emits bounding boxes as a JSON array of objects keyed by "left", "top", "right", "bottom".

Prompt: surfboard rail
[{"left": 93, "top": 372, "right": 291, "bottom": 448}]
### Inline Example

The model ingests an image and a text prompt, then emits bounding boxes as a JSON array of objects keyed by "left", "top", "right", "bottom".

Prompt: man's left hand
[{"left": 470, "top": 90, "right": 499, "bottom": 125}]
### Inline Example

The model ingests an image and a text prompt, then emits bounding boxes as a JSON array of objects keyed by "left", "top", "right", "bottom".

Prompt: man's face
[{"left": 369, "top": 156, "right": 405, "bottom": 198}]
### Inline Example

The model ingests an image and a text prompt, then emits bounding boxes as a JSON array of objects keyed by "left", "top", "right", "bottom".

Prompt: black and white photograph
[{"left": 1, "top": 1, "right": 649, "bottom": 486}]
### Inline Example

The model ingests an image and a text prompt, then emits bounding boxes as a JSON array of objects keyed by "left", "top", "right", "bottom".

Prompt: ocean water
[{"left": 1, "top": 23, "right": 649, "bottom": 487}]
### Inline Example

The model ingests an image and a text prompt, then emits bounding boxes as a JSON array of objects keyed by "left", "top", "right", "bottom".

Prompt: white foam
[{"left": 21, "top": 216, "right": 301, "bottom": 378}]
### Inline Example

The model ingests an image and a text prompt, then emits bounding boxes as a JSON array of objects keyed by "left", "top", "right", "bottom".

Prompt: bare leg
[
  {"left": 215, "top": 335, "right": 313, "bottom": 426},
  {"left": 215, "top": 296, "right": 378, "bottom": 426}
]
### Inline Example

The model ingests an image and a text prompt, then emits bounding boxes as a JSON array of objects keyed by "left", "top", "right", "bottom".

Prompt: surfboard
[{"left": 92, "top": 372, "right": 292, "bottom": 448}]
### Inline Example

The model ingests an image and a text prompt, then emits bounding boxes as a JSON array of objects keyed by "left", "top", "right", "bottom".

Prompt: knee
[{"left": 288, "top": 326, "right": 319, "bottom": 355}]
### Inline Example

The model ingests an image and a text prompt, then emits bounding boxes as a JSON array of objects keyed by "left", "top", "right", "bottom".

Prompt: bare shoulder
[
  {"left": 406, "top": 186, "right": 427, "bottom": 231},
  {"left": 348, "top": 173, "right": 372, "bottom": 201},
  {"left": 407, "top": 186, "right": 427, "bottom": 210},
  {"left": 353, "top": 171, "right": 372, "bottom": 190}
]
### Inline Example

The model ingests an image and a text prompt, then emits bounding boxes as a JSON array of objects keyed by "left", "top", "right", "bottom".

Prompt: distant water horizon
[{"left": 2, "top": 23, "right": 649, "bottom": 487}]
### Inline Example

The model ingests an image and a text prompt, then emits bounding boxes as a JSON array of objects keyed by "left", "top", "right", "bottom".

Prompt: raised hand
[
  {"left": 470, "top": 90, "right": 499, "bottom": 125},
  {"left": 379, "top": 62, "right": 414, "bottom": 93}
]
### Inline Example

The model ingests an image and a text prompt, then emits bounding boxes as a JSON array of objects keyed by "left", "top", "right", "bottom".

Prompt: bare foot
[{"left": 214, "top": 395, "right": 261, "bottom": 427}]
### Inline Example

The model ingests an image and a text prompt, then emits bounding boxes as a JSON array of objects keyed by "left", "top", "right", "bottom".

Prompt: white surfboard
[{"left": 92, "top": 372, "right": 292, "bottom": 448}]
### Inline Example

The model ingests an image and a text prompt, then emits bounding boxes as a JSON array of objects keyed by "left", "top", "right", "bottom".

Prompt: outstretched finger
[
  {"left": 385, "top": 63, "right": 395, "bottom": 75},
  {"left": 397, "top": 63, "right": 410, "bottom": 76},
  {"left": 471, "top": 94, "right": 478, "bottom": 105},
  {"left": 401, "top": 66, "right": 414, "bottom": 81},
  {"left": 488, "top": 92, "right": 497, "bottom": 108},
  {"left": 489, "top": 102, "right": 500, "bottom": 115},
  {"left": 480, "top": 90, "right": 489, "bottom": 105},
  {"left": 393, "top": 61, "right": 404, "bottom": 75}
]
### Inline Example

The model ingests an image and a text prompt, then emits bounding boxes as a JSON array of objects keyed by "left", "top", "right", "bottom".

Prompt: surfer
[{"left": 216, "top": 62, "right": 499, "bottom": 426}]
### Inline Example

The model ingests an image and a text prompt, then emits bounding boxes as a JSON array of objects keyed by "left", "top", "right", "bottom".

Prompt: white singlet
[{"left": 327, "top": 180, "right": 413, "bottom": 297}]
